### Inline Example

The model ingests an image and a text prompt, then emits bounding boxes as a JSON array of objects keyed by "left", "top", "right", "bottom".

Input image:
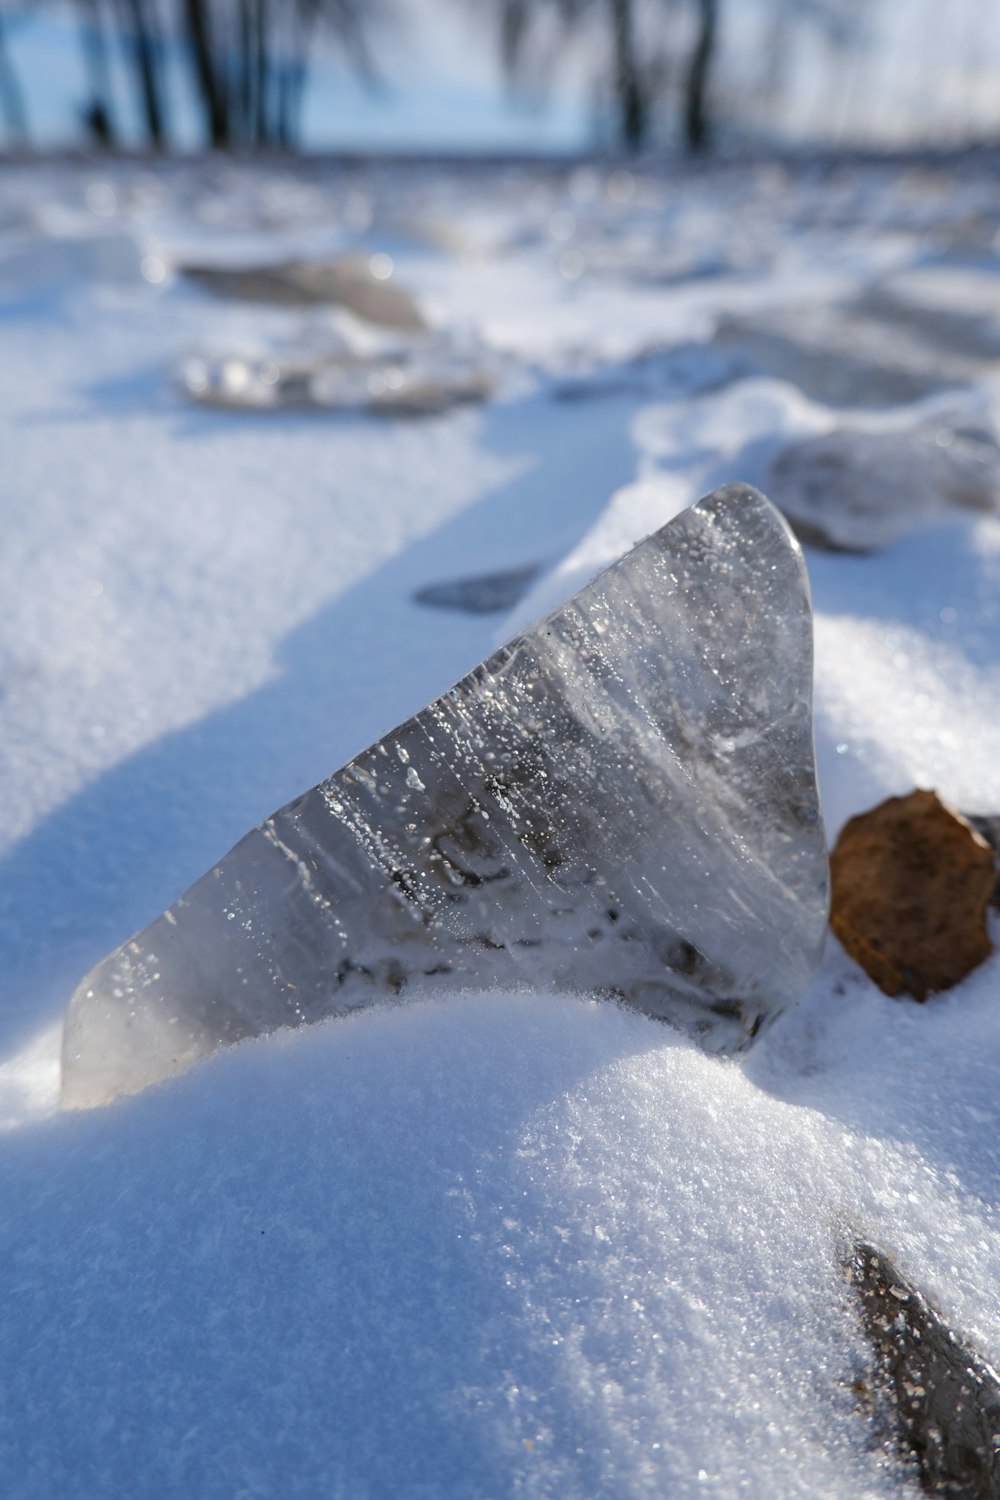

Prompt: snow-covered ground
[{"left": 2, "top": 155, "right": 1000, "bottom": 1498}]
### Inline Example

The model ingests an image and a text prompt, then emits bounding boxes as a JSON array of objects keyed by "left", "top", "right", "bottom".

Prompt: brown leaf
[{"left": 830, "top": 789, "right": 995, "bottom": 999}]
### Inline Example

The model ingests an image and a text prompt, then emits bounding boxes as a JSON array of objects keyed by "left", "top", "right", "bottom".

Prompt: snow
[{"left": 2, "top": 155, "right": 1000, "bottom": 1497}]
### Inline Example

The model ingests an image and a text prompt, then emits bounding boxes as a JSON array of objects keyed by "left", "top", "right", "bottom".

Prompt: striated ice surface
[{"left": 61, "top": 484, "right": 828, "bottom": 1108}]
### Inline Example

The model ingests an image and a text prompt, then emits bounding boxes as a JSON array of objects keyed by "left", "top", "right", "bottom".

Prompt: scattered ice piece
[
  {"left": 61, "top": 484, "right": 827, "bottom": 1109},
  {"left": 859, "top": 265, "right": 1000, "bottom": 363},
  {"left": 179, "top": 346, "right": 493, "bottom": 416},
  {"left": 180, "top": 351, "right": 339, "bottom": 410},
  {"left": 180, "top": 253, "right": 425, "bottom": 329},
  {"left": 628, "top": 374, "right": 1000, "bottom": 556},
  {"left": 327, "top": 348, "right": 493, "bottom": 415},
  {"left": 714, "top": 296, "right": 1000, "bottom": 408},
  {"left": 413, "top": 563, "right": 545, "bottom": 614},
  {"left": 768, "top": 419, "right": 1000, "bottom": 552}
]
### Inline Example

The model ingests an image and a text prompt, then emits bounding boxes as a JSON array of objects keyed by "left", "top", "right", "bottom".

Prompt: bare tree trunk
[
  {"left": 78, "top": 0, "right": 118, "bottom": 147},
  {"left": 276, "top": 44, "right": 301, "bottom": 150},
  {"left": 253, "top": 0, "right": 271, "bottom": 147},
  {"left": 236, "top": 0, "right": 253, "bottom": 145},
  {"left": 118, "top": 0, "right": 167, "bottom": 147},
  {"left": 684, "top": 0, "right": 717, "bottom": 153},
  {"left": 182, "top": 0, "right": 229, "bottom": 147},
  {"left": 609, "top": 0, "right": 645, "bottom": 149},
  {"left": 0, "top": 10, "right": 28, "bottom": 146}
]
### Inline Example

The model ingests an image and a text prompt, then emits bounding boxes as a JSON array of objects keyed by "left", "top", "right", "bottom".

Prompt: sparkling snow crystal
[{"left": 61, "top": 484, "right": 828, "bottom": 1107}]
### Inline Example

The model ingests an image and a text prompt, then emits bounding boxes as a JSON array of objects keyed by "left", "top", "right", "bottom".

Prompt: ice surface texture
[{"left": 62, "top": 484, "right": 828, "bottom": 1108}]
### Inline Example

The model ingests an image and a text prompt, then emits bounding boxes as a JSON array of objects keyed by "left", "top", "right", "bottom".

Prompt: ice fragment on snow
[
  {"left": 180, "top": 347, "right": 493, "bottom": 415},
  {"left": 713, "top": 293, "right": 1000, "bottom": 409},
  {"left": 768, "top": 420, "right": 1000, "bottom": 553},
  {"left": 181, "top": 253, "right": 425, "bottom": 329},
  {"left": 61, "top": 484, "right": 828, "bottom": 1108}
]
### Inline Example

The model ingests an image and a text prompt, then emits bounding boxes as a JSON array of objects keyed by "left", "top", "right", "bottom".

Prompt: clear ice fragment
[
  {"left": 768, "top": 416, "right": 1000, "bottom": 553},
  {"left": 180, "top": 347, "right": 493, "bottom": 416},
  {"left": 61, "top": 485, "right": 828, "bottom": 1109}
]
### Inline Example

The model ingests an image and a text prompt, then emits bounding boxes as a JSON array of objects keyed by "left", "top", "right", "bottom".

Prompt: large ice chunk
[{"left": 61, "top": 485, "right": 828, "bottom": 1108}]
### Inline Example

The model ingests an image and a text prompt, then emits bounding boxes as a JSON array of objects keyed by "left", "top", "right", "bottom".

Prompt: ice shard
[
  {"left": 61, "top": 484, "right": 828, "bottom": 1109},
  {"left": 180, "top": 346, "right": 493, "bottom": 416}
]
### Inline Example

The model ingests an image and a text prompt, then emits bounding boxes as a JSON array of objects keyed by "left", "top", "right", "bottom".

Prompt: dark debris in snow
[{"left": 848, "top": 1241, "right": 1000, "bottom": 1500}]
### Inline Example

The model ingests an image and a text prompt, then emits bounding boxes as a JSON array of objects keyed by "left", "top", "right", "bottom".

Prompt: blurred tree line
[
  {"left": 0, "top": 0, "right": 383, "bottom": 150},
  {"left": 0, "top": 0, "right": 875, "bottom": 155},
  {"left": 495, "top": 0, "right": 869, "bottom": 153}
]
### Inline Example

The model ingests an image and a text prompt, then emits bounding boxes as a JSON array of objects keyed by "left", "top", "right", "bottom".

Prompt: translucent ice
[
  {"left": 180, "top": 345, "right": 494, "bottom": 415},
  {"left": 769, "top": 417, "right": 1000, "bottom": 553},
  {"left": 61, "top": 485, "right": 828, "bottom": 1108},
  {"left": 713, "top": 298, "right": 996, "bottom": 409}
]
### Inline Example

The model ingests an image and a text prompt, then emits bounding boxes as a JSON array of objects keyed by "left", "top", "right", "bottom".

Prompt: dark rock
[
  {"left": 847, "top": 1240, "right": 1000, "bottom": 1499},
  {"left": 413, "top": 564, "right": 544, "bottom": 614}
]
